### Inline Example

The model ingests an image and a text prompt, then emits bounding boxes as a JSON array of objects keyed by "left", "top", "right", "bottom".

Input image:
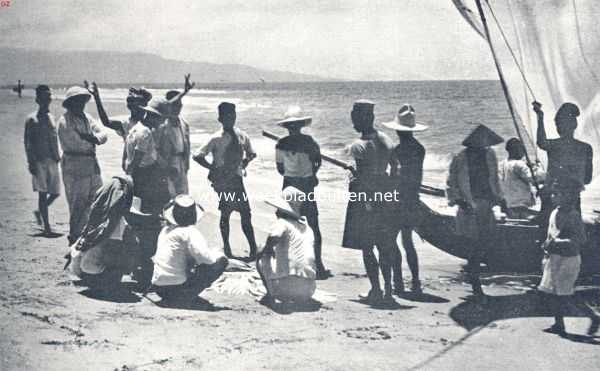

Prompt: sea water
[{"left": 48, "top": 80, "right": 598, "bottom": 214}]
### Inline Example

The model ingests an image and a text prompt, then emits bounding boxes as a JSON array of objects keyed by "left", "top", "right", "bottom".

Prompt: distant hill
[{"left": 0, "top": 48, "right": 328, "bottom": 85}]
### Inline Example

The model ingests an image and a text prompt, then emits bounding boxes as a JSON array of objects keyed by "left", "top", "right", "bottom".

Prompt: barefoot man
[
  {"left": 342, "top": 100, "right": 395, "bottom": 305},
  {"left": 383, "top": 104, "right": 429, "bottom": 294},
  {"left": 193, "top": 102, "right": 258, "bottom": 259},
  {"left": 24, "top": 85, "right": 61, "bottom": 236}
]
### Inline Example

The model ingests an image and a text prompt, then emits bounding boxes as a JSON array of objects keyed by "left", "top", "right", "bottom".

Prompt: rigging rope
[
  {"left": 475, "top": 0, "right": 541, "bottom": 191},
  {"left": 484, "top": 0, "right": 537, "bottom": 101}
]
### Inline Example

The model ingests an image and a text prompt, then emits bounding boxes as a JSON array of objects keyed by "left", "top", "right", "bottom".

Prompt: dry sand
[{"left": 1, "top": 90, "right": 599, "bottom": 370}]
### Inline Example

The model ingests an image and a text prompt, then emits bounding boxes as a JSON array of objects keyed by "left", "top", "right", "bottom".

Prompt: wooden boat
[{"left": 416, "top": 194, "right": 600, "bottom": 275}]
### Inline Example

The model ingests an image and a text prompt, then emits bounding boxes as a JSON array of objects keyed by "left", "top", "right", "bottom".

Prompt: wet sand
[{"left": 1, "top": 90, "right": 599, "bottom": 370}]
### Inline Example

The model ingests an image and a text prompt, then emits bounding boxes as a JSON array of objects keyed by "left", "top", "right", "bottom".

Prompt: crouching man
[
  {"left": 257, "top": 187, "right": 317, "bottom": 305},
  {"left": 151, "top": 195, "right": 229, "bottom": 302}
]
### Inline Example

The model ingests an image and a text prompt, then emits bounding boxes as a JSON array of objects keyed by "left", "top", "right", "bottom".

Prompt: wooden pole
[
  {"left": 262, "top": 130, "right": 445, "bottom": 197},
  {"left": 474, "top": 0, "right": 540, "bottom": 192}
]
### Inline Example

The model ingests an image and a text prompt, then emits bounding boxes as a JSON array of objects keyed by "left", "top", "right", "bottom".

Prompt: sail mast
[{"left": 474, "top": 0, "right": 540, "bottom": 191}]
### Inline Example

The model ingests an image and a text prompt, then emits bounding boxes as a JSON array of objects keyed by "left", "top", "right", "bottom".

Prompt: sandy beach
[{"left": 1, "top": 89, "right": 599, "bottom": 371}]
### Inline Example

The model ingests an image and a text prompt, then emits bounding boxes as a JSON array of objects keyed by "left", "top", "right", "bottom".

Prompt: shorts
[
  {"left": 217, "top": 175, "right": 251, "bottom": 214},
  {"left": 32, "top": 158, "right": 61, "bottom": 194}
]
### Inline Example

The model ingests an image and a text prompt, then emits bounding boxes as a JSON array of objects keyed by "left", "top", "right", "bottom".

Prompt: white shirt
[
  {"left": 499, "top": 159, "right": 545, "bottom": 208},
  {"left": 262, "top": 217, "right": 316, "bottom": 279},
  {"left": 125, "top": 122, "right": 158, "bottom": 170},
  {"left": 151, "top": 225, "right": 222, "bottom": 286},
  {"left": 194, "top": 128, "right": 255, "bottom": 176}
]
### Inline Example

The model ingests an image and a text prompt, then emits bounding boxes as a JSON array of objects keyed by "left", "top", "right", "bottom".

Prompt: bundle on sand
[{"left": 207, "top": 259, "right": 337, "bottom": 303}]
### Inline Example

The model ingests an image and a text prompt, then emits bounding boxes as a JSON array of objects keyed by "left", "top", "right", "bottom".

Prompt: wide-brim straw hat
[
  {"left": 276, "top": 106, "right": 312, "bottom": 128},
  {"left": 264, "top": 186, "right": 305, "bottom": 220},
  {"left": 163, "top": 194, "right": 204, "bottom": 226},
  {"left": 382, "top": 104, "right": 428, "bottom": 132},
  {"left": 62, "top": 86, "right": 91, "bottom": 108},
  {"left": 462, "top": 124, "right": 504, "bottom": 147}
]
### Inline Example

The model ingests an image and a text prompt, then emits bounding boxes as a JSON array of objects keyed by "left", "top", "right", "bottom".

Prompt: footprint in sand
[{"left": 340, "top": 325, "right": 392, "bottom": 340}]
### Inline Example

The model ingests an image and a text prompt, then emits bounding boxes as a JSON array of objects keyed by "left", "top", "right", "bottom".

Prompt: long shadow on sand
[
  {"left": 397, "top": 291, "right": 450, "bottom": 303},
  {"left": 450, "top": 289, "right": 600, "bottom": 344},
  {"left": 152, "top": 296, "right": 231, "bottom": 311},
  {"left": 78, "top": 286, "right": 141, "bottom": 304},
  {"left": 260, "top": 298, "right": 322, "bottom": 315},
  {"left": 349, "top": 298, "right": 416, "bottom": 311}
]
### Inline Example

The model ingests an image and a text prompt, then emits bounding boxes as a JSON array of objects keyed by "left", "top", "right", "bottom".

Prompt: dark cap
[
  {"left": 555, "top": 102, "right": 580, "bottom": 120},
  {"left": 218, "top": 102, "right": 236, "bottom": 115},
  {"left": 35, "top": 85, "right": 51, "bottom": 97}
]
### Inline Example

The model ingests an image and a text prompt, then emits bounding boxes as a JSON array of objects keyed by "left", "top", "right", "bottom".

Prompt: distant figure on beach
[
  {"left": 151, "top": 195, "right": 229, "bottom": 303},
  {"left": 274, "top": 106, "right": 330, "bottom": 279},
  {"left": 498, "top": 137, "right": 545, "bottom": 219},
  {"left": 342, "top": 100, "right": 395, "bottom": 305},
  {"left": 538, "top": 176, "right": 599, "bottom": 336},
  {"left": 258, "top": 187, "right": 317, "bottom": 305},
  {"left": 24, "top": 85, "right": 61, "bottom": 236},
  {"left": 85, "top": 81, "right": 152, "bottom": 171},
  {"left": 124, "top": 97, "right": 170, "bottom": 214},
  {"left": 157, "top": 74, "right": 195, "bottom": 197},
  {"left": 193, "top": 102, "right": 258, "bottom": 259},
  {"left": 383, "top": 104, "right": 428, "bottom": 294},
  {"left": 533, "top": 101, "right": 593, "bottom": 229},
  {"left": 446, "top": 124, "right": 506, "bottom": 300},
  {"left": 58, "top": 86, "right": 108, "bottom": 244},
  {"left": 14, "top": 80, "right": 24, "bottom": 98}
]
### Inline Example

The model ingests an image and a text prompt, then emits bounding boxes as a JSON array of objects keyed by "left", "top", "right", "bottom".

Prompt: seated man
[
  {"left": 257, "top": 187, "right": 317, "bottom": 304},
  {"left": 68, "top": 176, "right": 139, "bottom": 289},
  {"left": 151, "top": 195, "right": 228, "bottom": 302}
]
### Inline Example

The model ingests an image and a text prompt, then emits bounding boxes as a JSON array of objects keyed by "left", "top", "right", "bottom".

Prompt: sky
[{"left": 0, "top": 0, "right": 496, "bottom": 80}]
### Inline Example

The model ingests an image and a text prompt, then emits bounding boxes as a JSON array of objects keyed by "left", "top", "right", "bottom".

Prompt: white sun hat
[
  {"left": 382, "top": 104, "right": 428, "bottom": 132},
  {"left": 276, "top": 106, "right": 312, "bottom": 128}
]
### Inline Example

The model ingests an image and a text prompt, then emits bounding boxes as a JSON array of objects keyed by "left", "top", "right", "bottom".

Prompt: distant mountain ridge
[{"left": 0, "top": 48, "right": 329, "bottom": 85}]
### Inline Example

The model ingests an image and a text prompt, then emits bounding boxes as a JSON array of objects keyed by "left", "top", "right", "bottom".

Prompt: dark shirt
[
  {"left": 391, "top": 136, "right": 425, "bottom": 202},
  {"left": 24, "top": 110, "right": 60, "bottom": 163},
  {"left": 466, "top": 147, "right": 494, "bottom": 200}
]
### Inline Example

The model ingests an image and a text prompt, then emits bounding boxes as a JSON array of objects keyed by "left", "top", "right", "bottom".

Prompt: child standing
[{"left": 538, "top": 176, "right": 599, "bottom": 335}]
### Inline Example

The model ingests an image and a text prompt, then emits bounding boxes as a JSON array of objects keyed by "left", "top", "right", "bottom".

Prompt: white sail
[{"left": 454, "top": 0, "right": 600, "bottom": 208}]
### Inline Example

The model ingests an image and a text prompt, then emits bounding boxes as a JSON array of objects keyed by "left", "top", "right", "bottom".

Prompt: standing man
[
  {"left": 446, "top": 124, "right": 506, "bottom": 300},
  {"left": 58, "top": 86, "right": 108, "bottom": 244},
  {"left": 533, "top": 102, "right": 593, "bottom": 230},
  {"left": 157, "top": 75, "right": 195, "bottom": 197},
  {"left": 342, "top": 100, "right": 395, "bottom": 305},
  {"left": 85, "top": 82, "right": 152, "bottom": 171},
  {"left": 274, "top": 106, "right": 330, "bottom": 279},
  {"left": 193, "top": 102, "right": 258, "bottom": 259},
  {"left": 383, "top": 104, "right": 428, "bottom": 294},
  {"left": 125, "top": 97, "right": 170, "bottom": 214},
  {"left": 24, "top": 85, "right": 61, "bottom": 236}
]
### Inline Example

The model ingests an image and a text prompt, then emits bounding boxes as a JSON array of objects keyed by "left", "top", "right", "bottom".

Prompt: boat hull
[{"left": 416, "top": 200, "right": 600, "bottom": 275}]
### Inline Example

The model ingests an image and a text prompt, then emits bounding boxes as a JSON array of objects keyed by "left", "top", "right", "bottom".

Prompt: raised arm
[
  {"left": 85, "top": 81, "right": 123, "bottom": 133},
  {"left": 167, "top": 74, "right": 196, "bottom": 105},
  {"left": 533, "top": 101, "right": 549, "bottom": 150}
]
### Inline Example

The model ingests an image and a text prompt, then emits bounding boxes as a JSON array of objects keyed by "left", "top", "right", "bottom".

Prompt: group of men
[{"left": 24, "top": 79, "right": 593, "bottom": 307}]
